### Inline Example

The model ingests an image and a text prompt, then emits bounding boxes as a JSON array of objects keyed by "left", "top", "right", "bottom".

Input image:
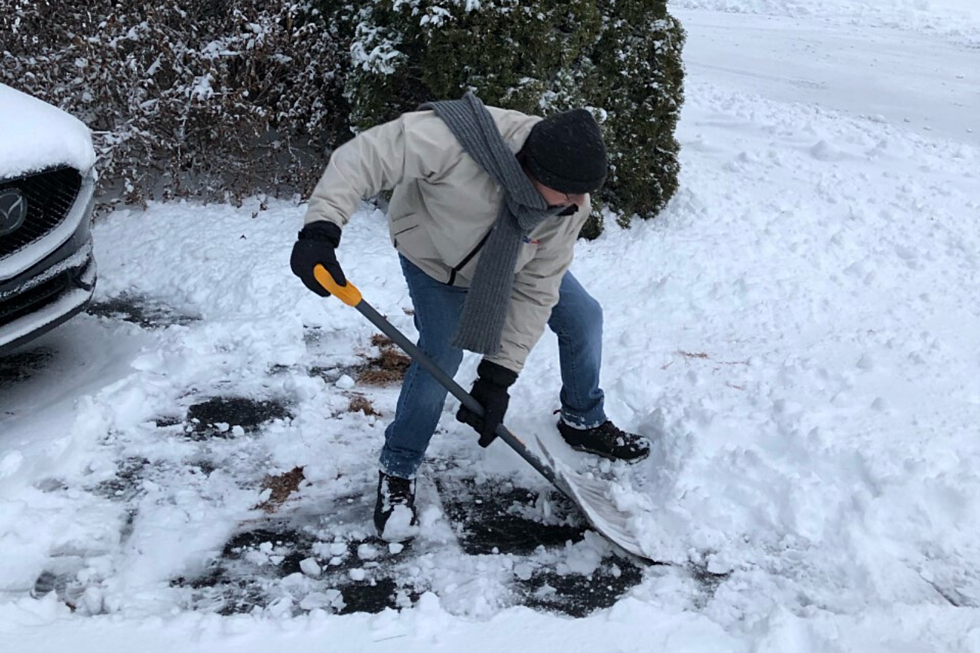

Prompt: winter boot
[
  {"left": 373, "top": 470, "right": 420, "bottom": 542},
  {"left": 557, "top": 419, "right": 651, "bottom": 463}
]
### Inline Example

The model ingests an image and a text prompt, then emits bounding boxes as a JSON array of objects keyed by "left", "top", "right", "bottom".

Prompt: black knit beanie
[{"left": 522, "top": 108, "right": 607, "bottom": 194}]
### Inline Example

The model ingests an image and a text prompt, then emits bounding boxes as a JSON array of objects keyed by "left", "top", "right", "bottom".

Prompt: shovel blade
[{"left": 534, "top": 435, "right": 653, "bottom": 563}]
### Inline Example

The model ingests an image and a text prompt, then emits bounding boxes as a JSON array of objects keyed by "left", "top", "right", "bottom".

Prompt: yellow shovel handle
[{"left": 314, "top": 264, "right": 362, "bottom": 307}]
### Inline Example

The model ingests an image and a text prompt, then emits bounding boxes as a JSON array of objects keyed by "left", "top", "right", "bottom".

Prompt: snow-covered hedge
[
  {"left": 344, "top": 0, "right": 686, "bottom": 236},
  {"left": 0, "top": 0, "right": 352, "bottom": 211},
  {"left": 1, "top": 0, "right": 684, "bottom": 234}
]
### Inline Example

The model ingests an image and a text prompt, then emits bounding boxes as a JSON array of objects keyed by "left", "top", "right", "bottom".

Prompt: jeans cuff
[{"left": 379, "top": 452, "right": 420, "bottom": 480}]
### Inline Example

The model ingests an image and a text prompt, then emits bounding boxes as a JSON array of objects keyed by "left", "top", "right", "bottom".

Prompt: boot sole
[{"left": 568, "top": 443, "right": 650, "bottom": 464}]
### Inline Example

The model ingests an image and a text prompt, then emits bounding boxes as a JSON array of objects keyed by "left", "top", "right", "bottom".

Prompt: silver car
[{"left": 0, "top": 83, "right": 97, "bottom": 354}]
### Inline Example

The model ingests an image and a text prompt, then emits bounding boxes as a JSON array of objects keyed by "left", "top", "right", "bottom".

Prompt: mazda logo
[{"left": 0, "top": 188, "right": 28, "bottom": 237}]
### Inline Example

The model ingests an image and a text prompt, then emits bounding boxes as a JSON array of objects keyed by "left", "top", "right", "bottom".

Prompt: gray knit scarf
[{"left": 420, "top": 92, "right": 562, "bottom": 356}]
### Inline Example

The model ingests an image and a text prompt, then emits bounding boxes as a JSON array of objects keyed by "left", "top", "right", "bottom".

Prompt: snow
[
  {"left": 380, "top": 505, "right": 419, "bottom": 543},
  {"left": 299, "top": 558, "right": 321, "bottom": 578},
  {"left": 2, "top": 2, "right": 980, "bottom": 651},
  {"left": 0, "top": 83, "right": 96, "bottom": 179}
]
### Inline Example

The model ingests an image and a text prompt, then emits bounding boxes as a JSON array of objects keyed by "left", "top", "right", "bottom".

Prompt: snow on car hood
[{"left": 0, "top": 83, "right": 96, "bottom": 180}]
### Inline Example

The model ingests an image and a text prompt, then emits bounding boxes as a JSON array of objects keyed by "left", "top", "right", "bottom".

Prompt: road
[{"left": 677, "top": 8, "right": 980, "bottom": 145}]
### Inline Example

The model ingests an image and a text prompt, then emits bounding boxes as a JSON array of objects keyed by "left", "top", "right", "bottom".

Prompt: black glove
[
  {"left": 290, "top": 221, "right": 346, "bottom": 296},
  {"left": 456, "top": 360, "right": 518, "bottom": 448}
]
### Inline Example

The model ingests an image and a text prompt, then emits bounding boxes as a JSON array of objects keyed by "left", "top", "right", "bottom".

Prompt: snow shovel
[{"left": 314, "top": 265, "right": 652, "bottom": 563}]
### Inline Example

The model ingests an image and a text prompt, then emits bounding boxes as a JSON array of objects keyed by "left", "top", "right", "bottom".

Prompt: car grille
[{"left": 0, "top": 166, "right": 82, "bottom": 258}]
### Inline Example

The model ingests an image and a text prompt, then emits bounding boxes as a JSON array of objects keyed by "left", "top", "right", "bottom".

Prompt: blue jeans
[{"left": 380, "top": 256, "right": 606, "bottom": 478}]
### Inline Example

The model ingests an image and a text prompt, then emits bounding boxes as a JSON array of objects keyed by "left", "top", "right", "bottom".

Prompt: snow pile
[{"left": 380, "top": 506, "right": 419, "bottom": 543}]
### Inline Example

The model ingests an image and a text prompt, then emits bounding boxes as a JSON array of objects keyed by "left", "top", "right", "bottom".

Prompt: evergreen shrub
[{"left": 344, "top": 0, "right": 686, "bottom": 237}]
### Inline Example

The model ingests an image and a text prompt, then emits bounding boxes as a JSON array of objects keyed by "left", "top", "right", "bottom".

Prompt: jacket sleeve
[
  {"left": 303, "top": 111, "right": 457, "bottom": 228},
  {"left": 485, "top": 203, "right": 591, "bottom": 373}
]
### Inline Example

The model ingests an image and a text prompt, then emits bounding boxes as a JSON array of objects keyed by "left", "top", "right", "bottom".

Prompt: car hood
[{"left": 0, "top": 83, "right": 97, "bottom": 181}]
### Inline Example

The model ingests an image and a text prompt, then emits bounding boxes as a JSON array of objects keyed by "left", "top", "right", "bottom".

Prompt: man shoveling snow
[{"left": 290, "top": 93, "right": 650, "bottom": 543}]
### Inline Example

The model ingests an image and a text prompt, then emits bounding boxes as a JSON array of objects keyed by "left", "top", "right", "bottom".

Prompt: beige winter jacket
[{"left": 304, "top": 107, "right": 591, "bottom": 373}]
